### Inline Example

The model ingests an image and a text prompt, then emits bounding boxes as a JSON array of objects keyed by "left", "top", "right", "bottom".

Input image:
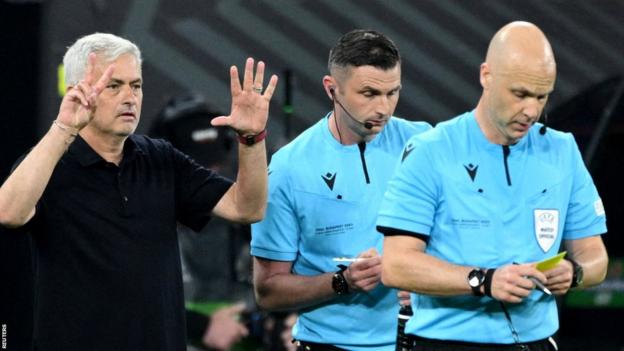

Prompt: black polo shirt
[{"left": 28, "top": 134, "right": 232, "bottom": 351}]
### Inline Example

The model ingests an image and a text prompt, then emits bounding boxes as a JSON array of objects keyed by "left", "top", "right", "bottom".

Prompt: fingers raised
[
  {"left": 253, "top": 60, "right": 265, "bottom": 90},
  {"left": 83, "top": 53, "right": 98, "bottom": 86},
  {"left": 92, "top": 64, "right": 114, "bottom": 98},
  {"left": 67, "top": 84, "right": 89, "bottom": 107},
  {"left": 81, "top": 52, "right": 114, "bottom": 106},
  {"left": 230, "top": 58, "right": 278, "bottom": 100},
  {"left": 243, "top": 57, "right": 255, "bottom": 92},
  {"left": 262, "top": 74, "right": 279, "bottom": 100},
  {"left": 230, "top": 65, "right": 241, "bottom": 95}
]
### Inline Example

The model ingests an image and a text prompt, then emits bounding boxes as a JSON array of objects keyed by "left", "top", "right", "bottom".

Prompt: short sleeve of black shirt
[{"left": 171, "top": 143, "right": 233, "bottom": 231}]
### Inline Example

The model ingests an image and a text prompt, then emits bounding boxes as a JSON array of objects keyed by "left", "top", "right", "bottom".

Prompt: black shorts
[
  {"left": 294, "top": 340, "right": 348, "bottom": 351},
  {"left": 410, "top": 335, "right": 558, "bottom": 351}
]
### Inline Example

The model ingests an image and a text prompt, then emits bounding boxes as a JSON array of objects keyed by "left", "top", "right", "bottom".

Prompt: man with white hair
[{"left": 0, "top": 33, "right": 277, "bottom": 351}]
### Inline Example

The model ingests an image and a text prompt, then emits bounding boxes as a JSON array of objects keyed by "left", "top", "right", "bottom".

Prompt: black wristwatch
[
  {"left": 567, "top": 258, "right": 584, "bottom": 288},
  {"left": 467, "top": 268, "right": 486, "bottom": 296},
  {"left": 332, "top": 265, "right": 350, "bottom": 295}
]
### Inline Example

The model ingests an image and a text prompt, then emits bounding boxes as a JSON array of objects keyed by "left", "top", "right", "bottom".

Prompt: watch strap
[
  {"left": 237, "top": 129, "right": 267, "bottom": 146},
  {"left": 566, "top": 258, "right": 582, "bottom": 288},
  {"left": 332, "top": 264, "right": 350, "bottom": 295},
  {"left": 484, "top": 268, "right": 496, "bottom": 298}
]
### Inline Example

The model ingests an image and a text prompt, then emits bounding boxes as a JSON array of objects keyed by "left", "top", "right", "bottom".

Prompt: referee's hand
[
  {"left": 344, "top": 248, "right": 382, "bottom": 292},
  {"left": 490, "top": 263, "right": 547, "bottom": 303}
]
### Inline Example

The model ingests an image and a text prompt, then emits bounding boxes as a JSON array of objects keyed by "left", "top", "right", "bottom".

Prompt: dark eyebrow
[
  {"left": 360, "top": 85, "right": 401, "bottom": 94},
  {"left": 360, "top": 86, "right": 381, "bottom": 94},
  {"left": 390, "top": 85, "right": 402, "bottom": 92},
  {"left": 108, "top": 78, "right": 143, "bottom": 85}
]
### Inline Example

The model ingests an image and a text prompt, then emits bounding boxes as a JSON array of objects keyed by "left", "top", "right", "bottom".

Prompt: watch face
[
  {"left": 469, "top": 275, "right": 480, "bottom": 287},
  {"left": 468, "top": 269, "right": 485, "bottom": 288},
  {"left": 332, "top": 272, "right": 349, "bottom": 295}
]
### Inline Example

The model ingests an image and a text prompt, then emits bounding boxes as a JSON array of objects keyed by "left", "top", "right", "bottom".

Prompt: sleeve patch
[{"left": 594, "top": 198, "right": 605, "bottom": 216}]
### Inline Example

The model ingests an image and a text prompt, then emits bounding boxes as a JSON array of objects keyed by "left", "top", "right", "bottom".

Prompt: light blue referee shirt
[
  {"left": 252, "top": 114, "right": 431, "bottom": 350},
  {"left": 377, "top": 111, "right": 607, "bottom": 344}
]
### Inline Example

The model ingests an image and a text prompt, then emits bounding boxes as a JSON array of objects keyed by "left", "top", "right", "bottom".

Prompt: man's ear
[
  {"left": 322, "top": 75, "right": 336, "bottom": 100},
  {"left": 479, "top": 63, "right": 491, "bottom": 90}
]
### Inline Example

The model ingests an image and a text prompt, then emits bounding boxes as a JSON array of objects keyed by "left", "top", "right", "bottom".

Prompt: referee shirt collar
[
  {"left": 322, "top": 112, "right": 383, "bottom": 151},
  {"left": 468, "top": 110, "right": 528, "bottom": 151}
]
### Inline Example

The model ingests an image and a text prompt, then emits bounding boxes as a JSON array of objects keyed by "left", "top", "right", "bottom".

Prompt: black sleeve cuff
[{"left": 376, "top": 226, "right": 429, "bottom": 243}]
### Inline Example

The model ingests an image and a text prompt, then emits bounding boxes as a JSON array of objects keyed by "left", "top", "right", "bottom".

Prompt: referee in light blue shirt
[
  {"left": 251, "top": 29, "right": 431, "bottom": 351},
  {"left": 377, "top": 21, "right": 608, "bottom": 351}
]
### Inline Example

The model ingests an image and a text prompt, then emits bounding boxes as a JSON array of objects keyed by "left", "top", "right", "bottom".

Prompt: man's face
[
  {"left": 87, "top": 53, "right": 143, "bottom": 138},
  {"left": 484, "top": 64, "right": 555, "bottom": 145},
  {"left": 334, "top": 64, "right": 401, "bottom": 141}
]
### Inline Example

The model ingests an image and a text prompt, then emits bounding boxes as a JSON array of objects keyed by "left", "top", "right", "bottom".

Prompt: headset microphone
[
  {"left": 539, "top": 113, "right": 548, "bottom": 135},
  {"left": 329, "top": 88, "right": 373, "bottom": 130}
]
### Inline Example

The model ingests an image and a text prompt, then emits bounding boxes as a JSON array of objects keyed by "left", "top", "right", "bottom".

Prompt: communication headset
[{"left": 329, "top": 87, "right": 373, "bottom": 130}]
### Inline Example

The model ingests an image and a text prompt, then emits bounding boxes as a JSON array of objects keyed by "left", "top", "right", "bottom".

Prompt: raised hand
[
  {"left": 57, "top": 53, "right": 114, "bottom": 130},
  {"left": 344, "top": 248, "right": 383, "bottom": 292},
  {"left": 211, "top": 57, "right": 278, "bottom": 136}
]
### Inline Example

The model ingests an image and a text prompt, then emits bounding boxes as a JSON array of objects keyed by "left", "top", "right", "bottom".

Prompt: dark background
[{"left": 1, "top": 1, "right": 622, "bottom": 350}]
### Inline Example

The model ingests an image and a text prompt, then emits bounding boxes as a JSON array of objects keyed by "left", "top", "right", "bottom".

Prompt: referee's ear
[
  {"left": 480, "top": 62, "right": 492, "bottom": 90},
  {"left": 322, "top": 75, "right": 336, "bottom": 100}
]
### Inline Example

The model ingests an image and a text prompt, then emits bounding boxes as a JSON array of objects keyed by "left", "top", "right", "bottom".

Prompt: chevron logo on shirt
[
  {"left": 464, "top": 163, "right": 478, "bottom": 182},
  {"left": 321, "top": 172, "right": 337, "bottom": 190},
  {"left": 402, "top": 144, "right": 415, "bottom": 162}
]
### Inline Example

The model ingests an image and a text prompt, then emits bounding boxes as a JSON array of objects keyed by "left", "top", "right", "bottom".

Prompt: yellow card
[{"left": 536, "top": 251, "right": 567, "bottom": 271}]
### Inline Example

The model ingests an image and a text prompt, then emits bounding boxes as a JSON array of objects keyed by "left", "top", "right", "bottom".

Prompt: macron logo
[
  {"left": 464, "top": 163, "right": 478, "bottom": 182},
  {"left": 321, "top": 172, "right": 337, "bottom": 190},
  {"left": 401, "top": 144, "right": 415, "bottom": 162}
]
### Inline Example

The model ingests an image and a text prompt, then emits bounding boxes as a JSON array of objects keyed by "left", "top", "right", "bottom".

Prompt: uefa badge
[{"left": 534, "top": 209, "right": 559, "bottom": 252}]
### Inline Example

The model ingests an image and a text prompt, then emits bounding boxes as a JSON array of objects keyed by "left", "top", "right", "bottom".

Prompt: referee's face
[
  {"left": 335, "top": 64, "right": 402, "bottom": 141},
  {"left": 486, "top": 65, "right": 555, "bottom": 145}
]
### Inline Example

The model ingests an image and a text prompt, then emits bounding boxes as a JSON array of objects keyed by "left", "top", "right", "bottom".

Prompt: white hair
[{"left": 63, "top": 33, "right": 142, "bottom": 86}]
